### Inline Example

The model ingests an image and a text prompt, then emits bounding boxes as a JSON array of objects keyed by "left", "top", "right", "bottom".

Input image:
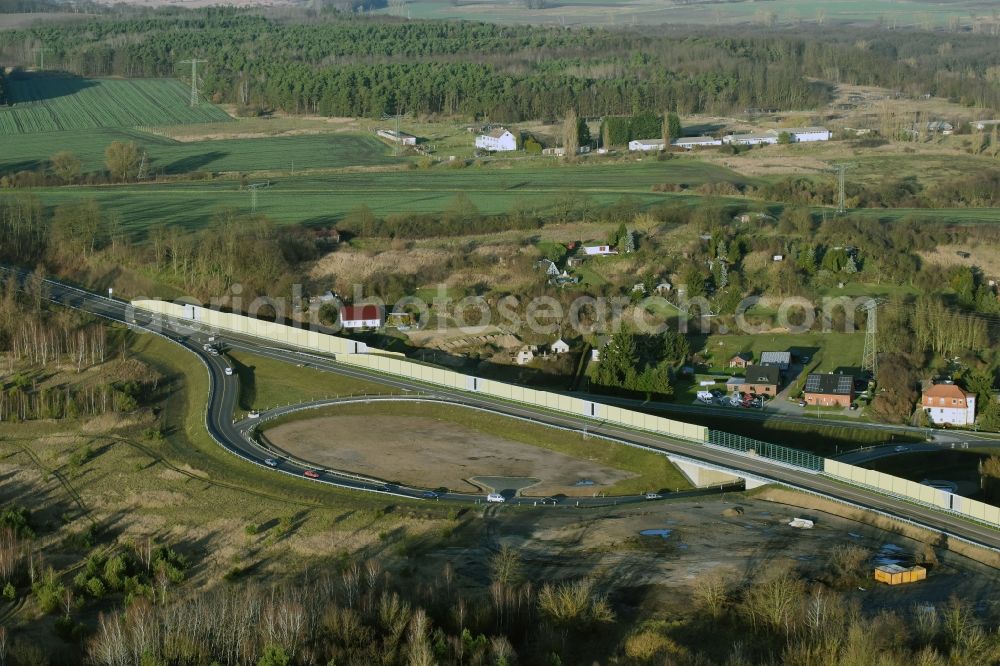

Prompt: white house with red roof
[
  {"left": 922, "top": 382, "right": 976, "bottom": 426},
  {"left": 339, "top": 304, "right": 384, "bottom": 330}
]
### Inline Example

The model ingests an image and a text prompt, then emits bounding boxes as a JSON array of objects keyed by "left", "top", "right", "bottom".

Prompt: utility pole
[
  {"left": 247, "top": 181, "right": 269, "bottom": 214},
  {"left": 33, "top": 46, "right": 52, "bottom": 70},
  {"left": 179, "top": 58, "right": 207, "bottom": 107},
  {"left": 832, "top": 163, "right": 853, "bottom": 214}
]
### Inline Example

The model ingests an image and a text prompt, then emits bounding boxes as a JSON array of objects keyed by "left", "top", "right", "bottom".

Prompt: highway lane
[{"left": 3, "top": 266, "right": 998, "bottom": 550}]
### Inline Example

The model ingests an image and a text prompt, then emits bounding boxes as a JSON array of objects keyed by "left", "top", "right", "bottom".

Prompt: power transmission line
[
  {"left": 246, "top": 181, "right": 270, "bottom": 214},
  {"left": 831, "top": 163, "right": 854, "bottom": 214},
  {"left": 179, "top": 58, "right": 207, "bottom": 107},
  {"left": 862, "top": 299, "right": 878, "bottom": 377}
]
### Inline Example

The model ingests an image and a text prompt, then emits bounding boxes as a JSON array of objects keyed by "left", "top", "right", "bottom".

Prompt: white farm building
[
  {"left": 627, "top": 139, "right": 666, "bottom": 152},
  {"left": 770, "top": 127, "right": 831, "bottom": 142},
  {"left": 376, "top": 129, "right": 417, "bottom": 146},
  {"left": 722, "top": 132, "right": 778, "bottom": 146},
  {"left": 673, "top": 136, "right": 722, "bottom": 149},
  {"left": 475, "top": 127, "right": 517, "bottom": 152}
]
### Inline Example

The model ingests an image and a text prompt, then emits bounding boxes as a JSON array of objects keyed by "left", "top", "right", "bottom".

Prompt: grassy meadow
[
  {"left": 18, "top": 158, "right": 747, "bottom": 232},
  {"left": 379, "top": 0, "right": 996, "bottom": 28}
]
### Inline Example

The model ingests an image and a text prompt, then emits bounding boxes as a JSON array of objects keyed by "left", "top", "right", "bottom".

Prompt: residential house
[
  {"left": 536, "top": 259, "right": 560, "bottom": 277},
  {"left": 514, "top": 346, "right": 536, "bottom": 365},
  {"left": 925, "top": 121, "right": 954, "bottom": 135},
  {"left": 627, "top": 138, "right": 666, "bottom": 152},
  {"left": 803, "top": 373, "right": 855, "bottom": 407},
  {"left": 672, "top": 136, "right": 722, "bottom": 149},
  {"left": 729, "top": 352, "right": 753, "bottom": 369},
  {"left": 475, "top": 127, "right": 517, "bottom": 152},
  {"left": 549, "top": 271, "right": 580, "bottom": 287},
  {"left": 376, "top": 129, "right": 417, "bottom": 146},
  {"left": 723, "top": 133, "right": 778, "bottom": 146},
  {"left": 769, "top": 127, "right": 831, "bottom": 142},
  {"left": 732, "top": 365, "right": 780, "bottom": 397},
  {"left": 583, "top": 245, "right": 617, "bottom": 256},
  {"left": 922, "top": 382, "right": 976, "bottom": 426},
  {"left": 759, "top": 351, "right": 791, "bottom": 371},
  {"left": 655, "top": 281, "right": 672, "bottom": 295},
  {"left": 550, "top": 338, "right": 570, "bottom": 355},
  {"left": 340, "top": 304, "right": 384, "bottom": 329}
]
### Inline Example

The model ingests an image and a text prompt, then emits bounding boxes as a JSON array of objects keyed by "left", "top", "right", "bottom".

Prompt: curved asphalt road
[{"left": 4, "top": 266, "right": 998, "bottom": 551}]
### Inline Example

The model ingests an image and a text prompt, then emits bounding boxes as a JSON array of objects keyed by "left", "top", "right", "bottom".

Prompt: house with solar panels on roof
[{"left": 803, "top": 373, "right": 855, "bottom": 408}]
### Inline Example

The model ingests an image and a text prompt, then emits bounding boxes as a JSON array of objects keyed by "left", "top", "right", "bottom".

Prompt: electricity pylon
[
  {"left": 33, "top": 46, "right": 52, "bottom": 70},
  {"left": 179, "top": 58, "right": 207, "bottom": 107},
  {"left": 860, "top": 297, "right": 885, "bottom": 378},
  {"left": 831, "top": 163, "right": 854, "bottom": 214},
  {"left": 247, "top": 181, "right": 270, "bottom": 214}
]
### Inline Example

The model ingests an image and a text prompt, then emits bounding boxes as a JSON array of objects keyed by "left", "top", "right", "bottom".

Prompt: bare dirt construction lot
[
  {"left": 265, "top": 414, "right": 636, "bottom": 496},
  {"left": 426, "top": 494, "right": 1000, "bottom": 617}
]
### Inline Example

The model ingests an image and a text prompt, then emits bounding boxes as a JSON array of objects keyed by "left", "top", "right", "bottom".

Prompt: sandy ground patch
[
  {"left": 425, "top": 495, "right": 1000, "bottom": 615},
  {"left": 310, "top": 248, "right": 452, "bottom": 283},
  {"left": 918, "top": 243, "right": 1000, "bottom": 278},
  {"left": 265, "top": 415, "right": 635, "bottom": 496}
]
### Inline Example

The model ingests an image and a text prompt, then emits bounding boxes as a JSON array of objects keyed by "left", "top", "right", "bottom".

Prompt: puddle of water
[
  {"left": 874, "top": 543, "right": 910, "bottom": 567},
  {"left": 640, "top": 529, "right": 673, "bottom": 539}
]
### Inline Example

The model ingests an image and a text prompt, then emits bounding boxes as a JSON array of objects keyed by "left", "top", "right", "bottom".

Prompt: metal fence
[{"left": 708, "top": 430, "right": 825, "bottom": 471}]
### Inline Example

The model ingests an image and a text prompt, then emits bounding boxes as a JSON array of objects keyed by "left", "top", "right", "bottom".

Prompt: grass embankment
[
  {"left": 226, "top": 349, "right": 399, "bottom": 416},
  {"left": 861, "top": 450, "right": 990, "bottom": 491},
  {"left": 261, "top": 400, "right": 693, "bottom": 495}
]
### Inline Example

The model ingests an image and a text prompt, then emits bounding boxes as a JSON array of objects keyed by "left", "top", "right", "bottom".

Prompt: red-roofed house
[
  {"left": 340, "top": 304, "right": 384, "bottom": 330},
  {"left": 922, "top": 383, "right": 976, "bottom": 426}
]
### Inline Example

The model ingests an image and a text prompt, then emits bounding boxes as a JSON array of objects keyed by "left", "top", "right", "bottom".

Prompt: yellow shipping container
[{"left": 874, "top": 564, "right": 927, "bottom": 585}]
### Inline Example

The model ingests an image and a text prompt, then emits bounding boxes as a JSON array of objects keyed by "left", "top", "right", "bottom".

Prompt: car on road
[
  {"left": 486, "top": 493, "right": 505, "bottom": 503},
  {"left": 421, "top": 490, "right": 440, "bottom": 499},
  {"left": 645, "top": 492, "right": 663, "bottom": 500},
  {"left": 248, "top": 410, "right": 260, "bottom": 419},
  {"left": 798, "top": 400, "right": 807, "bottom": 407},
  {"left": 303, "top": 469, "right": 320, "bottom": 478},
  {"left": 264, "top": 458, "right": 279, "bottom": 467},
  {"left": 224, "top": 367, "right": 233, "bottom": 376},
  {"left": 538, "top": 497, "right": 558, "bottom": 505},
  {"left": 893, "top": 445, "right": 908, "bottom": 453},
  {"left": 209, "top": 348, "right": 219, "bottom": 356}
]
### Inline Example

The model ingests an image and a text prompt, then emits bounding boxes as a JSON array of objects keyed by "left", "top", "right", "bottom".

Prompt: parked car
[
  {"left": 264, "top": 458, "right": 279, "bottom": 467},
  {"left": 486, "top": 493, "right": 505, "bottom": 503},
  {"left": 303, "top": 470, "right": 320, "bottom": 478},
  {"left": 798, "top": 400, "right": 807, "bottom": 407}
]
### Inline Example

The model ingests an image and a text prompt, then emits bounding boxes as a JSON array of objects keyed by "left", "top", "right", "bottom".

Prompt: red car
[{"left": 303, "top": 470, "right": 320, "bottom": 479}]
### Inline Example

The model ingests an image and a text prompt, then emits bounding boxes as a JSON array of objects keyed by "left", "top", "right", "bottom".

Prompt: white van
[{"left": 486, "top": 493, "right": 505, "bottom": 503}]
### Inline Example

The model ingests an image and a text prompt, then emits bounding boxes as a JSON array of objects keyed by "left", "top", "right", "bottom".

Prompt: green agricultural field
[
  {"left": 17, "top": 158, "right": 747, "bottom": 232},
  {"left": 381, "top": 0, "right": 994, "bottom": 28},
  {"left": 0, "top": 128, "right": 398, "bottom": 176},
  {"left": 0, "top": 74, "right": 230, "bottom": 134}
]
